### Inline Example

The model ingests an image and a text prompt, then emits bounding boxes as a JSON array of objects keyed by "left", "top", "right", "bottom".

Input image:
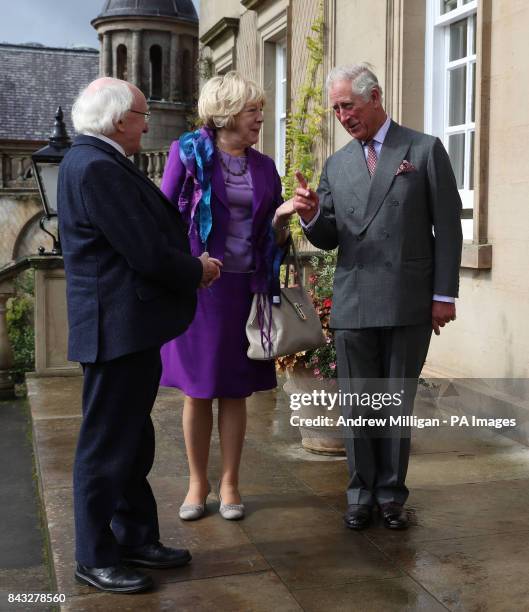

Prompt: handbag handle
[{"left": 283, "top": 237, "right": 304, "bottom": 288}]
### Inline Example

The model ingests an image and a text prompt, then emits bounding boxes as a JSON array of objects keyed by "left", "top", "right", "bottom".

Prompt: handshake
[{"left": 198, "top": 252, "right": 222, "bottom": 288}]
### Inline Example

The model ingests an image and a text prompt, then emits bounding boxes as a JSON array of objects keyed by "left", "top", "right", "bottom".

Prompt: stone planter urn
[{"left": 283, "top": 365, "right": 346, "bottom": 456}]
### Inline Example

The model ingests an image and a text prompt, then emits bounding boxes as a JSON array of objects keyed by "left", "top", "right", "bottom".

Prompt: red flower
[{"left": 323, "top": 298, "right": 332, "bottom": 308}]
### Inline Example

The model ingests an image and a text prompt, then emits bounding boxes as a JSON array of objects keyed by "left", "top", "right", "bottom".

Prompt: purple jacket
[{"left": 161, "top": 141, "right": 283, "bottom": 294}]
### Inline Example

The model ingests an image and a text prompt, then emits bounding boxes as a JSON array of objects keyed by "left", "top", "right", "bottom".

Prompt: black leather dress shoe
[
  {"left": 75, "top": 563, "right": 153, "bottom": 593},
  {"left": 380, "top": 502, "right": 409, "bottom": 530},
  {"left": 121, "top": 541, "right": 192, "bottom": 569},
  {"left": 343, "top": 504, "right": 373, "bottom": 530}
]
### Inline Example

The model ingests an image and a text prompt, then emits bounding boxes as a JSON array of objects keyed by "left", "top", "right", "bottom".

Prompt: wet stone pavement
[{"left": 15, "top": 375, "right": 529, "bottom": 611}]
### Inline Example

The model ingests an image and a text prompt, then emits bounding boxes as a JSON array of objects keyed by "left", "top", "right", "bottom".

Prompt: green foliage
[
  {"left": 304, "top": 250, "right": 337, "bottom": 379},
  {"left": 282, "top": 0, "right": 326, "bottom": 229},
  {"left": 276, "top": 250, "right": 337, "bottom": 378},
  {"left": 186, "top": 50, "right": 215, "bottom": 130},
  {"left": 275, "top": 2, "right": 335, "bottom": 376},
  {"left": 198, "top": 53, "right": 215, "bottom": 82},
  {"left": 6, "top": 270, "right": 35, "bottom": 380},
  {"left": 309, "top": 250, "right": 336, "bottom": 299}
]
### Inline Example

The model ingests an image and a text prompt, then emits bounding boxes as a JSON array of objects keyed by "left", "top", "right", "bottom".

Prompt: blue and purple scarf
[{"left": 177, "top": 126, "right": 215, "bottom": 247}]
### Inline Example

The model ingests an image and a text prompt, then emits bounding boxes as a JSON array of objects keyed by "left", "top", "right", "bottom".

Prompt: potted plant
[{"left": 277, "top": 251, "right": 345, "bottom": 455}]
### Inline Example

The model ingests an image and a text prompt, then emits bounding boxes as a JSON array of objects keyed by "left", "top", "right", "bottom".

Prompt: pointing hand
[{"left": 293, "top": 171, "right": 319, "bottom": 223}]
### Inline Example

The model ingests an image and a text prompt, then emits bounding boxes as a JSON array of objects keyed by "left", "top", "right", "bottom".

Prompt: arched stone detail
[
  {"left": 91, "top": 0, "right": 199, "bottom": 148},
  {"left": 12, "top": 211, "right": 55, "bottom": 260}
]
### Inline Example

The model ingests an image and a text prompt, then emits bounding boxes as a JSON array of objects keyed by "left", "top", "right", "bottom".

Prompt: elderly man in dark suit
[
  {"left": 294, "top": 64, "right": 462, "bottom": 531},
  {"left": 58, "top": 77, "right": 221, "bottom": 593}
]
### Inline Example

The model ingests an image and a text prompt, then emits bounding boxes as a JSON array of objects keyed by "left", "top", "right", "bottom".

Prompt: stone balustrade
[
  {"left": 1, "top": 144, "right": 171, "bottom": 191},
  {"left": 133, "top": 148, "right": 170, "bottom": 186},
  {"left": 0, "top": 143, "right": 42, "bottom": 192}
]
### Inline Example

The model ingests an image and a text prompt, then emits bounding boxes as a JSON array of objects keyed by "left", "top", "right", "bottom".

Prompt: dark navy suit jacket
[{"left": 58, "top": 135, "right": 203, "bottom": 363}]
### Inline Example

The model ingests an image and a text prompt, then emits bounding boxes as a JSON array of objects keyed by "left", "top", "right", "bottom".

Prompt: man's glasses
[{"left": 129, "top": 109, "right": 151, "bottom": 122}]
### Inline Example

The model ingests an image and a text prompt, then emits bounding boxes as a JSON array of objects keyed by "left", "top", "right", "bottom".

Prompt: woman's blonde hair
[{"left": 198, "top": 71, "right": 265, "bottom": 130}]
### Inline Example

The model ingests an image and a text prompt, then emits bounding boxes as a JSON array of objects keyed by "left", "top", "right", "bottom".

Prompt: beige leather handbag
[{"left": 246, "top": 239, "right": 326, "bottom": 360}]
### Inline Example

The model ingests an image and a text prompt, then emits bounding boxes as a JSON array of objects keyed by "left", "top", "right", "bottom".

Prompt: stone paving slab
[
  {"left": 322, "top": 477, "right": 529, "bottom": 544},
  {"left": 290, "top": 576, "right": 448, "bottom": 612},
  {"left": 62, "top": 571, "right": 303, "bottom": 612},
  {"left": 25, "top": 376, "right": 529, "bottom": 611},
  {"left": 373, "top": 530, "right": 529, "bottom": 611},
  {"left": 42, "top": 483, "right": 270, "bottom": 598}
]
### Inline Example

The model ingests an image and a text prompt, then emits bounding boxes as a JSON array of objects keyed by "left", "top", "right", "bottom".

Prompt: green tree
[
  {"left": 6, "top": 270, "right": 35, "bottom": 381},
  {"left": 282, "top": 0, "right": 326, "bottom": 219}
]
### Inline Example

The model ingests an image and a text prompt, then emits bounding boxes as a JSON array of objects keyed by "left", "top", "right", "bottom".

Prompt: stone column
[
  {"left": 131, "top": 30, "right": 142, "bottom": 88},
  {"left": 169, "top": 32, "right": 180, "bottom": 101},
  {"left": 192, "top": 38, "right": 198, "bottom": 98},
  {"left": 102, "top": 32, "right": 112, "bottom": 77},
  {"left": 34, "top": 266, "right": 80, "bottom": 377},
  {"left": 0, "top": 284, "right": 15, "bottom": 400},
  {"left": 98, "top": 34, "right": 104, "bottom": 75}
]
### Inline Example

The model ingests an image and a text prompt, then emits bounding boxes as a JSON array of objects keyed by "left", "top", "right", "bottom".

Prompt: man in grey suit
[{"left": 293, "top": 64, "right": 462, "bottom": 530}]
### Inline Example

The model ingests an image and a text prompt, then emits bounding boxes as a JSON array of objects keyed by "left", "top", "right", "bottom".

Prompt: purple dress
[{"left": 160, "top": 149, "right": 277, "bottom": 398}]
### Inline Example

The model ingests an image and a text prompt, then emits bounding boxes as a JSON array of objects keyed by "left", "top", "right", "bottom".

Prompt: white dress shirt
[{"left": 84, "top": 132, "right": 126, "bottom": 157}]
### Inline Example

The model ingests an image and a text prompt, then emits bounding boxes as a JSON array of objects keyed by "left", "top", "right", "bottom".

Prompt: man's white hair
[
  {"left": 326, "top": 63, "right": 383, "bottom": 103},
  {"left": 72, "top": 79, "right": 134, "bottom": 135}
]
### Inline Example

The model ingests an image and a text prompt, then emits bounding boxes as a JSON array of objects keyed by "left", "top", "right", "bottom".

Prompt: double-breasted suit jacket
[{"left": 306, "top": 120, "right": 463, "bottom": 328}]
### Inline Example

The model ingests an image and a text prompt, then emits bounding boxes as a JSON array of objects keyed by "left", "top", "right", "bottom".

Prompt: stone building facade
[
  {"left": 0, "top": 0, "right": 199, "bottom": 269},
  {"left": 91, "top": 0, "right": 199, "bottom": 149},
  {"left": 0, "top": 44, "right": 99, "bottom": 267},
  {"left": 200, "top": 0, "right": 529, "bottom": 380}
]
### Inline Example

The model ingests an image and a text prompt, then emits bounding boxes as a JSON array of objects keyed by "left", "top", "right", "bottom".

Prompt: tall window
[
  {"left": 149, "top": 45, "right": 163, "bottom": 100},
  {"left": 425, "top": 0, "right": 477, "bottom": 239},
  {"left": 116, "top": 44, "right": 128, "bottom": 81},
  {"left": 275, "top": 41, "right": 287, "bottom": 176}
]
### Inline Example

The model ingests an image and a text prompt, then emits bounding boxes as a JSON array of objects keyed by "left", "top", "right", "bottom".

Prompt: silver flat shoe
[
  {"left": 218, "top": 481, "right": 245, "bottom": 520},
  {"left": 179, "top": 482, "right": 211, "bottom": 521}
]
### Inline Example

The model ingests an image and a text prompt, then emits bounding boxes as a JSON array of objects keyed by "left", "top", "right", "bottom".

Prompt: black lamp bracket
[{"left": 38, "top": 216, "right": 61, "bottom": 256}]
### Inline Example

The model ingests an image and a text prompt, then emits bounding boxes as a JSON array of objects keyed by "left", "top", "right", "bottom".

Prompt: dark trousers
[
  {"left": 334, "top": 325, "right": 432, "bottom": 506},
  {"left": 74, "top": 347, "right": 162, "bottom": 566}
]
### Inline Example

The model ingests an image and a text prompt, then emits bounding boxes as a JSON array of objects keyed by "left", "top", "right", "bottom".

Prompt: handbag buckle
[{"left": 294, "top": 302, "right": 307, "bottom": 320}]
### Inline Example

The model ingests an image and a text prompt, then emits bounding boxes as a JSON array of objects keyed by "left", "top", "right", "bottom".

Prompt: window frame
[
  {"left": 425, "top": 0, "right": 478, "bottom": 239},
  {"left": 274, "top": 39, "right": 287, "bottom": 176}
]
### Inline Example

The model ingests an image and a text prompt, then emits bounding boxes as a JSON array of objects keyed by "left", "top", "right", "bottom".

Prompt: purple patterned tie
[{"left": 367, "top": 140, "right": 377, "bottom": 177}]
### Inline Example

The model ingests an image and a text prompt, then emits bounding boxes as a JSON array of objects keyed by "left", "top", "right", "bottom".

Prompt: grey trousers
[{"left": 334, "top": 325, "right": 432, "bottom": 506}]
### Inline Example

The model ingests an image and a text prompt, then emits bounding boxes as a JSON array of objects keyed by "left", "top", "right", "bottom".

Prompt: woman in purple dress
[{"left": 159, "top": 72, "right": 295, "bottom": 520}]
